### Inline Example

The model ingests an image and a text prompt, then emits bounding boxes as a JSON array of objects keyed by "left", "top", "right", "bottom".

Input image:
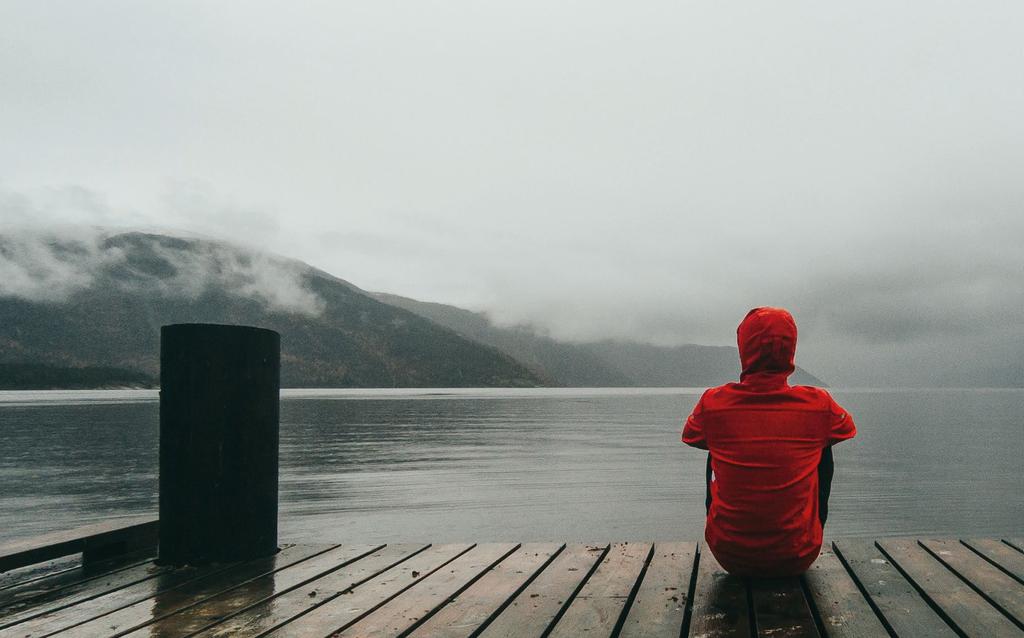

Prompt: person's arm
[
  {"left": 825, "top": 393, "right": 856, "bottom": 445},
  {"left": 705, "top": 453, "right": 713, "bottom": 514},
  {"left": 818, "top": 392, "right": 853, "bottom": 526},
  {"left": 682, "top": 392, "right": 709, "bottom": 449},
  {"left": 817, "top": 445, "right": 834, "bottom": 525},
  {"left": 683, "top": 392, "right": 712, "bottom": 513}
]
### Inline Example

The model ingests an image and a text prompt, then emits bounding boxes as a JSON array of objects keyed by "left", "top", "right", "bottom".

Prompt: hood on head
[{"left": 737, "top": 307, "right": 797, "bottom": 382}]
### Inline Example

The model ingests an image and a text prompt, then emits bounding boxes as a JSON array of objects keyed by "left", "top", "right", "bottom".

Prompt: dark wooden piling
[{"left": 158, "top": 323, "right": 280, "bottom": 566}]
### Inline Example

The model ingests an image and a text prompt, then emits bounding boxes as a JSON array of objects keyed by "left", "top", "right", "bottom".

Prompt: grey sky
[{"left": 2, "top": 1, "right": 1022, "bottom": 386}]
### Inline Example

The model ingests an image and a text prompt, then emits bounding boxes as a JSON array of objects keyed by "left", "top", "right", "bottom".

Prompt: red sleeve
[
  {"left": 682, "top": 392, "right": 709, "bottom": 449},
  {"left": 825, "top": 393, "right": 856, "bottom": 445}
]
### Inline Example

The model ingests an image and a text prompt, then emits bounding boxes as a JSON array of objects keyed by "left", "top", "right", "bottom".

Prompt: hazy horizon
[{"left": 2, "top": 2, "right": 1023, "bottom": 387}]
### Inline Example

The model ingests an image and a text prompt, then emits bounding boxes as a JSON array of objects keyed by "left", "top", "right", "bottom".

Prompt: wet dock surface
[{"left": 1, "top": 536, "right": 1022, "bottom": 637}]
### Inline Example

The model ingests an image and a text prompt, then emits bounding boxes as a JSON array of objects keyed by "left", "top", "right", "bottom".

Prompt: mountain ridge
[
  {"left": 0, "top": 231, "right": 541, "bottom": 388},
  {"left": 372, "top": 292, "right": 826, "bottom": 387},
  {"left": 0, "top": 230, "right": 826, "bottom": 389}
]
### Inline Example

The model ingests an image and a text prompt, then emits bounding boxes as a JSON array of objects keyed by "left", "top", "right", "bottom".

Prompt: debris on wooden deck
[{"left": 2, "top": 532, "right": 1022, "bottom": 637}]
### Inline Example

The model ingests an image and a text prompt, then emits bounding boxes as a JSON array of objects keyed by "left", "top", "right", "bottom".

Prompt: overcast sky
[{"left": 2, "top": 1, "right": 1022, "bottom": 386}]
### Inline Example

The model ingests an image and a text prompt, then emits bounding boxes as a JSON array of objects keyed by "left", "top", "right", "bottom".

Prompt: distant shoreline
[
  {"left": 0, "top": 386, "right": 1020, "bottom": 400},
  {"left": 0, "top": 363, "right": 158, "bottom": 391}
]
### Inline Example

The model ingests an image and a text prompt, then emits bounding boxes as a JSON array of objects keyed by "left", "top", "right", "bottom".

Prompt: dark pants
[{"left": 705, "top": 446, "right": 835, "bottom": 526}]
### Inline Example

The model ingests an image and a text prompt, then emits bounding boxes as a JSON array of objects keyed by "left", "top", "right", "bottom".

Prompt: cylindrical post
[{"left": 158, "top": 323, "right": 280, "bottom": 565}]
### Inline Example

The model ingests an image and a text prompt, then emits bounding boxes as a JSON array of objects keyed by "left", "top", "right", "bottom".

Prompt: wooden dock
[{"left": 1, "top": 525, "right": 1022, "bottom": 637}]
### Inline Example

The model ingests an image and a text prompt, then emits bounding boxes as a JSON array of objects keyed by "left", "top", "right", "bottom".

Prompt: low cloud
[
  {"left": 3, "top": 181, "right": 1021, "bottom": 386},
  {"left": 0, "top": 191, "right": 325, "bottom": 316},
  {"left": 113, "top": 233, "right": 326, "bottom": 316},
  {"left": 0, "top": 230, "right": 122, "bottom": 303}
]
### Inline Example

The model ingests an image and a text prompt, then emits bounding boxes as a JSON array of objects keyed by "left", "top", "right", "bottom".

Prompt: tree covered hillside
[{"left": 0, "top": 232, "right": 542, "bottom": 388}]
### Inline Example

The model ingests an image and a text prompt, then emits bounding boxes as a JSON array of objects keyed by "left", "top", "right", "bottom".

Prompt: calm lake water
[{"left": 0, "top": 388, "right": 1020, "bottom": 545}]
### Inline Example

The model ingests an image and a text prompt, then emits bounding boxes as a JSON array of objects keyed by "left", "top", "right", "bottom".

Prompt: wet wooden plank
[
  {"left": 918, "top": 539, "right": 1024, "bottom": 628},
  {"left": 0, "top": 549, "right": 325, "bottom": 637},
  {"left": 264, "top": 544, "right": 473, "bottom": 637},
  {"left": 0, "top": 553, "right": 152, "bottom": 611},
  {"left": 877, "top": 538, "right": 1019, "bottom": 637},
  {"left": 834, "top": 539, "right": 956, "bottom": 638},
  {"left": 803, "top": 547, "right": 888, "bottom": 638},
  {"left": 333, "top": 543, "right": 518, "bottom": 637},
  {"left": 407, "top": 543, "right": 562, "bottom": 638},
  {"left": 618, "top": 541, "right": 696, "bottom": 638},
  {"left": 0, "top": 560, "right": 173, "bottom": 629},
  {"left": 193, "top": 545, "right": 428, "bottom": 638},
  {"left": 963, "top": 539, "right": 1024, "bottom": 583},
  {"left": 0, "top": 556, "right": 82, "bottom": 591},
  {"left": 62, "top": 544, "right": 360, "bottom": 637},
  {"left": 478, "top": 544, "right": 608, "bottom": 638},
  {"left": 547, "top": 542, "right": 651, "bottom": 637},
  {"left": 750, "top": 577, "right": 819, "bottom": 638},
  {"left": 1003, "top": 539, "right": 1024, "bottom": 554},
  {"left": 687, "top": 545, "right": 750, "bottom": 638},
  {"left": 0, "top": 517, "right": 158, "bottom": 572}
]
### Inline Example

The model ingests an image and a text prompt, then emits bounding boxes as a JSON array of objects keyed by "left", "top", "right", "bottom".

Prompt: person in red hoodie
[{"left": 682, "top": 307, "right": 856, "bottom": 577}]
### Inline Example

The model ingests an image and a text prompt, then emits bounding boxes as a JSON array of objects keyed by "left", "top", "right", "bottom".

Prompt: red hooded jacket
[{"left": 682, "top": 307, "right": 856, "bottom": 576}]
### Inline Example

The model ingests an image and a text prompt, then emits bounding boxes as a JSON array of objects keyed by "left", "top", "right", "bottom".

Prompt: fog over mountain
[
  {"left": 2, "top": 3, "right": 1022, "bottom": 387},
  {"left": 0, "top": 231, "right": 543, "bottom": 388},
  {"left": 0, "top": 226, "right": 323, "bottom": 314},
  {"left": 0, "top": 229, "right": 829, "bottom": 389},
  {"left": 373, "top": 292, "right": 825, "bottom": 388}
]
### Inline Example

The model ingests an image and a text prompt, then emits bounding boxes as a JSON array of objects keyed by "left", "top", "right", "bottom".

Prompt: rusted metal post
[{"left": 158, "top": 323, "right": 280, "bottom": 565}]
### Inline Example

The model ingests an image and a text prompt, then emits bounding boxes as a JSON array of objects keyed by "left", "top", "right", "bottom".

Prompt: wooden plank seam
[
  {"left": 873, "top": 542, "right": 967, "bottom": 638},
  {"left": 1000, "top": 540, "right": 1024, "bottom": 555},
  {"left": 918, "top": 541, "right": 1024, "bottom": 633},
  {"left": 539, "top": 544, "right": 610, "bottom": 638},
  {"left": 107, "top": 544, "right": 384, "bottom": 638},
  {"left": 0, "top": 565, "right": 174, "bottom": 630},
  {"left": 268, "top": 544, "right": 432, "bottom": 637},
  {"left": 0, "top": 560, "right": 234, "bottom": 631},
  {"left": 830, "top": 541, "right": 900, "bottom": 638},
  {"left": 25, "top": 545, "right": 332, "bottom": 638},
  {"left": 798, "top": 572, "right": 830, "bottom": 637},
  {"left": 0, "top": 555, "right": 154, "bottom": 611},
  {"left": 678, "top": 543, "right": 702, "bottom": 638},
  {"left": 186, "top": 544, "right": 434, "bottom": 638},
  {"left": 960, "top": 541, "right": 1024, "bottom": 586},
  {"left": 396, "top": 543, "right": 525, "bottom": 638},
  {"left": 609, "top": 542, "right": 656, "bottom": 637},
  {"left": 319, "top": 544, "right": 479, "bottom": 637},
  {"left": 466, "top": 544, "right": 568, "bottom": 638}
]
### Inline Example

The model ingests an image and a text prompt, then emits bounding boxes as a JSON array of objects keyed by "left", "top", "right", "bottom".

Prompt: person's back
[{"left": 682, "top": 307, "right": 856, "bottom": 577}]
